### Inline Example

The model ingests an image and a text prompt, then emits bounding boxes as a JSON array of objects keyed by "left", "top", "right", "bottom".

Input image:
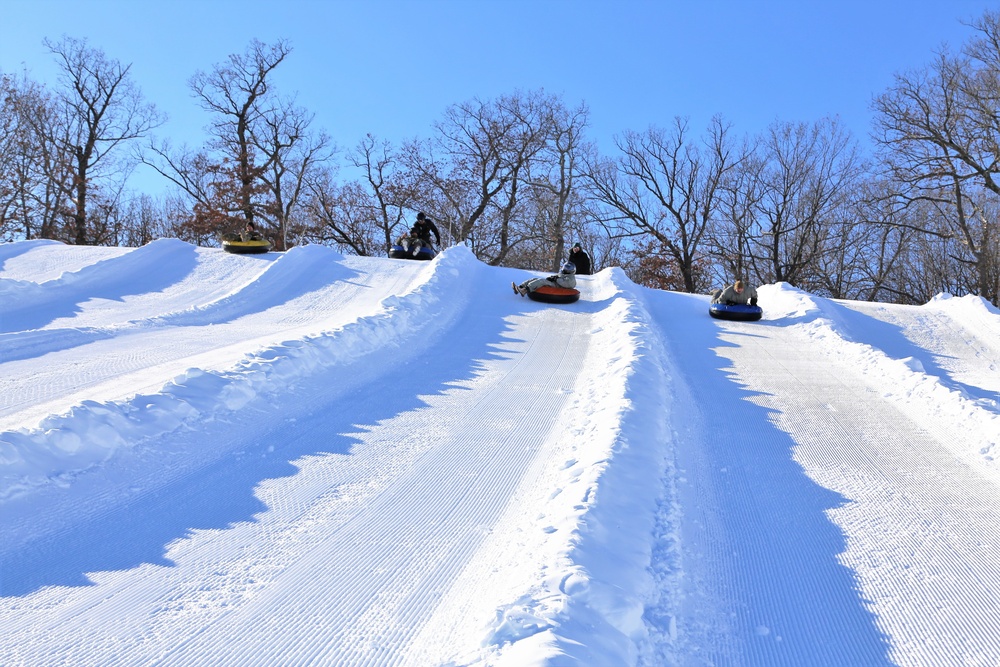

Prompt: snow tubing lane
[
  {"left": 222, "top": 239, "right": 272, "bottom": 254},
  {"left": 709, "top": 302, "right": 762, "bottom": 321},
  {"left": 527, "top": 286, "right": 581, "bottom": 304},
  {"left": 389, "top": 245, "right": 436, "bottom": 261}
]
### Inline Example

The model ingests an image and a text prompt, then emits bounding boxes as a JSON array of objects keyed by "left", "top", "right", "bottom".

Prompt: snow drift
[{"left": 2, "top": 240, "right": 1000, "bottom": 666}]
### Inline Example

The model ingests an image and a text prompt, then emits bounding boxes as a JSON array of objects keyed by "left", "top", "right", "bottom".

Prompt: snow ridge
[
  {"left": 0, "top": 246, "right": 479, "bottom": 501},
  {"left": 5, "top": 241, "right": 1000, "bottom": 665},
  {"left": 761, "top": 283, "right": 999, "bottom": 468},
  {"left": 0, "top": 238, "right": 198, "bottom": 333},
  {"left": 0, "top": 244, "right": 349, "bottom": 364},
  {"left": 485, "top": 268, "right": 677, "bottom": 665}
]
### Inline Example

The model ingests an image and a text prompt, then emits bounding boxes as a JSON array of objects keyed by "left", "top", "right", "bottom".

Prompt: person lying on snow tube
[
  {"left": 513, "top": 261, "right": 578, "bottom": 302},
  {"left": 221, "top": 221, "right": 272, "bottom": 253},
  {"left": 709, "top": 279, "right": 761, "bottom": 320},
  {"left": 390, "top": 233, "right": 436, "bottom": 259},
  {"left": 220, "top": 222, "right": 264, "bottom": 243},
  {"left": 711, "top": 279, "right": 758, "bottom": 307},
  {"left": 240, "top": 221, "right": 263, "bottom": 241}
]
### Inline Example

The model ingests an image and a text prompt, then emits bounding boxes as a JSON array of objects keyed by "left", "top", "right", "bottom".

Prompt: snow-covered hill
[{"left": 1, "top": 239, "right": 998, "bottom": 666}]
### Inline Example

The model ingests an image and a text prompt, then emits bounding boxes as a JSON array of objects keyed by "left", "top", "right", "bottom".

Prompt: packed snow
[{"left": 1, "top": 238, "right": 999, "bottom": 666}]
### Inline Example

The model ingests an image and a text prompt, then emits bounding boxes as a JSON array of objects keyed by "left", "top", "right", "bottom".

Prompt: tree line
[{"left": 3, "top": 12, "right": 1000, "bottom": 306}]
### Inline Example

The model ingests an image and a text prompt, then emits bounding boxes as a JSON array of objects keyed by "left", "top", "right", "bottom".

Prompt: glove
[{"left": 750, "top": 296, "right": 758, "bottom": 307}]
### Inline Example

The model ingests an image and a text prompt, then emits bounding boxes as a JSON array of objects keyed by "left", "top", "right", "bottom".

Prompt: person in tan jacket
[
  {"left": 514, "top": 262, "right": 577, "bottom": 297},
  {"left": 712, "top": 279, "right": 758, "bottom": 306}
]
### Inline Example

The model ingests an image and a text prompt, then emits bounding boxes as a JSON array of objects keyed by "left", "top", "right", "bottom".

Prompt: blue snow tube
[
  {"left": 709, "top": 303, "right": 762, "bottom": 321},
  {"left": 389, "top": 244, "right": 436, "bottom": 261}
]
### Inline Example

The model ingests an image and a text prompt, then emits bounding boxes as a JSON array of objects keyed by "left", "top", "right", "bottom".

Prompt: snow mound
[{"left": 0, "top": 245, "right": 481, "bottom": 501}]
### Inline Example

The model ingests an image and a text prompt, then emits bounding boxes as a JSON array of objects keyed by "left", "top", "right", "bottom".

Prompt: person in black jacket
[
  {"left": 567, "top": 242, "right": 592, "bottom": 275},
  {"left": 409, "top": 212, "right": 441, "bottom": 256},
  {"left": 240, "top": 221, "right": 263, "bottom": 241}
]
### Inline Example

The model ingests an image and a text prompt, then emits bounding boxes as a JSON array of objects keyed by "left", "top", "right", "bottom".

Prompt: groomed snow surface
[{"left": 1, "top": 239, "right": 999, "bottom": 666}]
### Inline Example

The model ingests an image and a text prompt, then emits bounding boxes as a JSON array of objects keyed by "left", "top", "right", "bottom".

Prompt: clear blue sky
[{"left": 2, "top": 0, "right": 997, "bottom": 194}]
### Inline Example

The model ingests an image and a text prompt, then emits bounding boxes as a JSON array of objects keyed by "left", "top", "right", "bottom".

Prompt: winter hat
[
  {"left": 417, "top": 212, "right": 426, "bottom": 221},
  {"left": 572, "top": 242, "right": 581, "bottom": 249}
]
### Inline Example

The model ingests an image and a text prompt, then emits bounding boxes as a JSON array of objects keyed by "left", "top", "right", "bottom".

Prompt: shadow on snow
[
  {"left": 0, "top": 279, "right": 518, "bottom": 598},
  {"left": 644, "top": 289, "right": 895, "bottom": 667},
  {"left": 827, "top": 299, "right": 999, "bottom": 410}
]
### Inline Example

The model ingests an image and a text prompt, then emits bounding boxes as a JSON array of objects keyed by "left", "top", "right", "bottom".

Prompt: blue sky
[{"left": 2, "top": 0, "right": 998, "bottom": 194}]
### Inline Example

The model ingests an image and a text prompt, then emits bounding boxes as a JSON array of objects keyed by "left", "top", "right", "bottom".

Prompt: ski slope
[{"left": 1, "top": 239, "right": 999, "bottom": 666}]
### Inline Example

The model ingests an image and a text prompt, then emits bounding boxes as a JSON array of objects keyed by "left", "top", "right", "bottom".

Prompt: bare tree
[
  {"left": 106, "top": 193, "right": 173, "bottom": 247},
  {"left": 585, "top": 116, "right": 736, "bottom": 292},
  {"left": 143, "top": 39, "right": 295, "bottom": 244},
  {"left": 345, "top": 134, "right": 414, "bottom": 252},
  {"left": 0, "top": 73, "right": 15, "bottom": 232},
  {"left": 404, "top": 89, "right": 556, "bottom": 260},
  {"left": 301, "top": 168, "right": 384, "bottom": 256},
  {"left": 43, "top": 36, "right": 162, "bottom": 244},
  {"left": 748, "top": 117, "right": 862, "bottom": 287},
  {"left": 707, "top": 135, "right": 764, "bottom": 286},
  {"left": 255, "top": 97, "right": 336, "bottom": 249},
  {"left": 810, "top": 177, "right": 917, "bottom": 301},
  {"left": 523, "top": 100, "right": 590, "bottom": 271},
  {"left": 189, "top": 39, "right": 289, "bottom": 229},
  {"left": 0, "top": 70, "right": 78, "bottom": 241},
  {"left": 0, "top": 71, "right": 28, "bottom": 239},
  {"left": 873, "top": 12, "right": 1000, "bottom": 303}
]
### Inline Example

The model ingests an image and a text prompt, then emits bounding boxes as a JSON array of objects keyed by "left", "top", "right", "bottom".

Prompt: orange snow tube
[{"left": 527, "top": 285, "right": 580, "bottom": 304}]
